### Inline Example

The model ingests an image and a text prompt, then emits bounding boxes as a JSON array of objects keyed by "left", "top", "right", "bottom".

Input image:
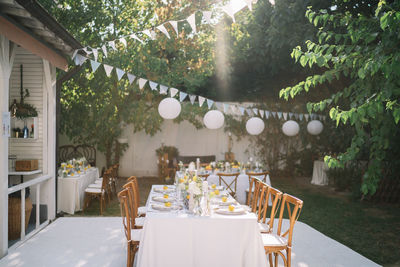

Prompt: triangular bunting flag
[
  {"left": 116, "top": 68, "right": 125, "bottom": 81},
  {"left": 119, "top": 37, "right": 127, "bottom": 48},
  {"left": 187, "top": 13, "right": 196, "bottom": 33},
  {"left": 170, "top": 88, "right": 179, "bottom": 97},
  {"left": 156, "top": 24, "right": 171, "bottom": 39},
  {"left": 189, "top": 95, "right": 196, "bottom": 104},
  {"left": 169, "top": 21, "right": 179, "bottom": 35},
  {"left": 142, "top": 30, "right": 156, "bottom": 40},
  {"left": 92, "top": 48, "right": 98, "bottom": 61},
  {"left": 221, "top": 4, "right": 236, "bottom": 22},
  {"left": 72, "top": 49, "right": 78, "bottom": 59},
  {"left": 283, "top": 112, "right": 288, "bottom": 120},
  {"left": 90, "top": 60, "right": 101, "bottom": 73},
  {"left": 252, "top": 108, "right": 258, "bottom": 115},
  {"left": 103, "top": 64, "right": 113, "bottom": 77},
  {"left": 299, "top": 114, "right": 304, "bottom": 121},
  {"left": 75, "top": 54, "right": 87, "bottom": 66},
  {"left": 305, "top": 114, "right": 309, "bottom": 121},
  {"left": 198, "top": 96, "right": 205, "bottom": 107},
  {"left": 138, "top": 78, "right": 148, "bottom": 90},
  {"left": 101, "top": 45, "right": 108, "bottom": 58},
  {"left": 202, "top": 11, "right": 212, "bottom": 24},
  {"left": 215, "top": 102, "right": 223, "bottom": 110},
  {"left": 277, "top": 112, "right": 282, "bottom": 119},
  {"left": 239, "top": 106, "right": 245, "bottom": 115},
  {"left": 271, "top": 111, "right": 277, "bottom": 118},
  {"left": 294, "top": 113, "right": 299, "bottom": 120},
  {"left": 130, "top": 34, "right": 144, "bottom": 44},
  {"left": 127, "top": 73, "right": 136, "bottom": 84},
  {"left": 159, "top": 85, "right": 168, "bottom": 95},
  {"left": 259, "top": 110, "right": 264, "bottom": 118},
  {"left": 149, "top": 81, "right": 158, "bottom": 91},
  {"left": 207, "top": 99, "right": 214, "bottom": 109},
  {"left": 289, "top": 112, "right": 293, "bottom": 119},
  {"left": 244, "top": 0, "right": 254, "bottom": 11},
  {"left": 109, "top": 41, "right": 117, "bottom": 51},
  {"left": 265, "top": 110, "right": 270, "bottom": 119},
  {"left": 179, "top": 92, "right": 188, "bottom": 102},
  {"left": 246, "top": 108, "right": 252, "bottom": 116}
]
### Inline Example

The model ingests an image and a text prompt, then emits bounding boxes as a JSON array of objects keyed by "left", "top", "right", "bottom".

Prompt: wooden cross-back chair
[
  {"left": 122, "top": 180, "right": 145, "bottom": 229},
  {"left": 258, "top": 185, "right": 282, "bottom": 234},
  {"left": 118, "top": 189, "right": 141, "bottom": 267},
  {"left": 126, "top": 176, "right": 147, "bottom": 217},
  {"left": 263, "top": 193, "right": 303, "bottom": 267},
  {"left": 198, "top": 173, "right": 210, "bottom": 180},
  {"left": 83, "top": 170, "right": 110, "bottom": 214},
  {"left": 247, "top": 177, "right": 264, "bottom": 212},
  {"left": 246, "top": 171, "right": 270, "bottom": 183},
  {"left": 217, "top": 172, "right": 240, "bottom": 198}
]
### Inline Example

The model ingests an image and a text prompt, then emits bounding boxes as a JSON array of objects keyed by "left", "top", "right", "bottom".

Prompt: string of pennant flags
[
  {"left": 74, "top": 54, "right": 326, "bottom": 122},
  {"left": 71, "top": 0, "right": 263, "bottom": 61}
]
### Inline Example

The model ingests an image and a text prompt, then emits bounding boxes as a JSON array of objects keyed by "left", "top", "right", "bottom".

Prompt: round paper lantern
[
  {"left": 203, "top": 110, "right": 225, "bottom": 129},
  {"left": 158, "top": 97, "right": 181, "bottom": 119},
  {"left": 282, "top": 120, "right": 300, "bottom": 136},
  {"left": 246, "top": 117, "right": 265, "bottom": 135},
  {"left": 307, "top": 120, "right": 323, "bottom": 135}
]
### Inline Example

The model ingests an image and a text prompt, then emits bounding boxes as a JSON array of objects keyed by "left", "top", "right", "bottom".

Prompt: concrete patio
[{"left": 0, "top": 217, "right": 379, "bottom": 267}]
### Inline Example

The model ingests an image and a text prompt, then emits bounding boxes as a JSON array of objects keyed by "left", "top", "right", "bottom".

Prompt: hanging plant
[{"left": 9, "top": 65, "right": 38, "bottom": 119}]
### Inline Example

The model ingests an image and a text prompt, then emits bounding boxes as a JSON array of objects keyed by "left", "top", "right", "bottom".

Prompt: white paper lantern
[
  {"left": 246, "top": 117, "right": 265, "bottom": 135},
  {"left": 282, "top": 120, "right": 300, "bottom": 136},
  {"left": 158, "top": 97, "right": 181, "bottom": 119},
  {"left": 203, "top": 110, "right": 225, "bottom": 129},
  {"left": 307, "top": 120, "right": 323, "bottom": 135}
]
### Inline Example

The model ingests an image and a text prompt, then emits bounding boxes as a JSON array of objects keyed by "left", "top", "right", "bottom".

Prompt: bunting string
[
  {"left": 75, "top": 54, "right": 326, "bottom": 122},
  {"left": 72, "top": 0, "right": 258, "bottom": 61}
]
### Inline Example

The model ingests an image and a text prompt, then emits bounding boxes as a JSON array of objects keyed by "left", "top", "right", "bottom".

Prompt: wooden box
[{"left": 15, "top": 159, "right": 38, "bottom": 171}]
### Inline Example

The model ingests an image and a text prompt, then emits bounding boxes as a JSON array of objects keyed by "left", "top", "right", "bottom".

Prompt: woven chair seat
[
  {"left": 84, "top": 187, "right": 102, "bottom": 193},
  {"left": 88, "top": 183, "right": 102, "bottom": 189},
  {"left": 258, "top": 222, "right": 270, "bottom": 233},
  {"left": 131, "top": 229, "right": 142, "bottom": 242},
  {"left": 138, "top": 206, "right": 147, "bottom": 216}
]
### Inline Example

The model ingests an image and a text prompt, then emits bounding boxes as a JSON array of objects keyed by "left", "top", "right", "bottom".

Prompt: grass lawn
[
  {"left": 66, "top": 176, "right": 400, "bottom": 266},
  {"left": 272, "top": 176, "right": 400, "bottom": 266}
]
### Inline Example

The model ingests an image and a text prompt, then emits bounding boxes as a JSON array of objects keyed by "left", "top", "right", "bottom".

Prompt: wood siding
[{"left": 8, "top": 47, "right": 44, "bottom": 170}]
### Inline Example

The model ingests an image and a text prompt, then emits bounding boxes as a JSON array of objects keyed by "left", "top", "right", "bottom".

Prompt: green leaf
[{"left": 380, "top": 12, "right": 390, "bottom": 30}]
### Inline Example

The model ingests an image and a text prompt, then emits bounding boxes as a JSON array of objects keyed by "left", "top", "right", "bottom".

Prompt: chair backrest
[
  {"left": 246, "top": 171, "right": 269, "bottom": 183},
  {"left": 101, "top": 170, "right": 110, "bottom": 192},
  {"left": 276, "top": 193, "right": 303, "bottom": 247},
  {"left": 217, "top": 172, "right": 240, "bottom": 196},
  {"left": 118, "top": 189, "right": 132, "bottom": 241},
  {"left": 198, "top": 174, "right": 210, "bottom": 180},
  {"left": 259, "top": 185, "right": 282, "bottom": 231},
  {"left": 122, "top": 181, "right": 139, "bottom": 228},
  {"left": 247, "top": 177, "right": 264, "bottom": 212},
  {"left": 127, "top": 176, "right": 140, "bottom": 205}
]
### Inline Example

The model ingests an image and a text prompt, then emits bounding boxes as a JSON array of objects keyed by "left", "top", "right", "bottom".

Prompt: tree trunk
[
  {"left": 114, "top": 140, "right": 120, "bottom": 165},
  {"left": 105, "top": 141, "right": 112, "bottom": 168}
]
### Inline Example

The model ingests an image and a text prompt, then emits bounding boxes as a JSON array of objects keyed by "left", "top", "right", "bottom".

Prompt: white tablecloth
[
  {"left": 57, "top": 167, "right": 99, "bottom": 214},
  {"left": 311, "top": 160, "right": 329, "bottom": 186},
  {"left": 176, "top": 172, "right": 271, "bottom": 204},
  {"left": 136, "top": 185, "right": 267, "bottom": 267}
]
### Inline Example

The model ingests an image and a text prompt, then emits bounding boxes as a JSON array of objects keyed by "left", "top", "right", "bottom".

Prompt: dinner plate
[
  {"left": 151, "top": 204, "right": 182, "bottom": 211},
  {"left": 152, "top": 196, "right": 176, "bottom": 203},
  {"left": 211, "top": 198, "right": 236, "bottom": 206},
  {"left": 154, "top": 187, "right": 175, "bottom": 193},
  {"left": 214, "top": 192, "right": 229, "bottom": 198},
  {"left": 215, "top": 206, "right": 246, "bottom": 215},
  {"left": 209, "top": 185, "right": 224, "bottom": 190}
]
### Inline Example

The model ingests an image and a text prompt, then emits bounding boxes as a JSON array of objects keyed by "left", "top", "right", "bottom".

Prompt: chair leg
[
  {"left": 287, "top": 247, "right": 291, "bottom": 267},
  {"left": 274, "top": 252, "right": 278, "bottom": 267},
  {"left": 268, "top": 253, "right": 273, "bottom": 267},
  {"left": 127, "top": 243, "right": 132, "bottom": 267},
  {"left": 100, "top": 195, "right": 103, "bottom": 215}
]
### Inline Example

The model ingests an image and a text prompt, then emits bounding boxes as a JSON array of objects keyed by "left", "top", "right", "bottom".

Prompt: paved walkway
[{"left": 0, "top": 217, "right": 380, "bottom": 267}]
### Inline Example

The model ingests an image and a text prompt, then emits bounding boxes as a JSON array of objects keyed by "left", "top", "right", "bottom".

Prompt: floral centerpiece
[{"left": 58, "top": 157, "right": 90, "bottom": 177}]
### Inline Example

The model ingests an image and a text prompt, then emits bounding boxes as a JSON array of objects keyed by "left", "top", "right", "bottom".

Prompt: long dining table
[{"left": 136, "top": 184, "right": 268, "bottom": 267}]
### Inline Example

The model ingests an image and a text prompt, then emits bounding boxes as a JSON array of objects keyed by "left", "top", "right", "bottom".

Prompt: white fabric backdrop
[
  {"left": 311, "top": 161, "right": 329, "bottom": 186},
  {"left": 57, "top": 168, "right": 99, "bottom": 214}
]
